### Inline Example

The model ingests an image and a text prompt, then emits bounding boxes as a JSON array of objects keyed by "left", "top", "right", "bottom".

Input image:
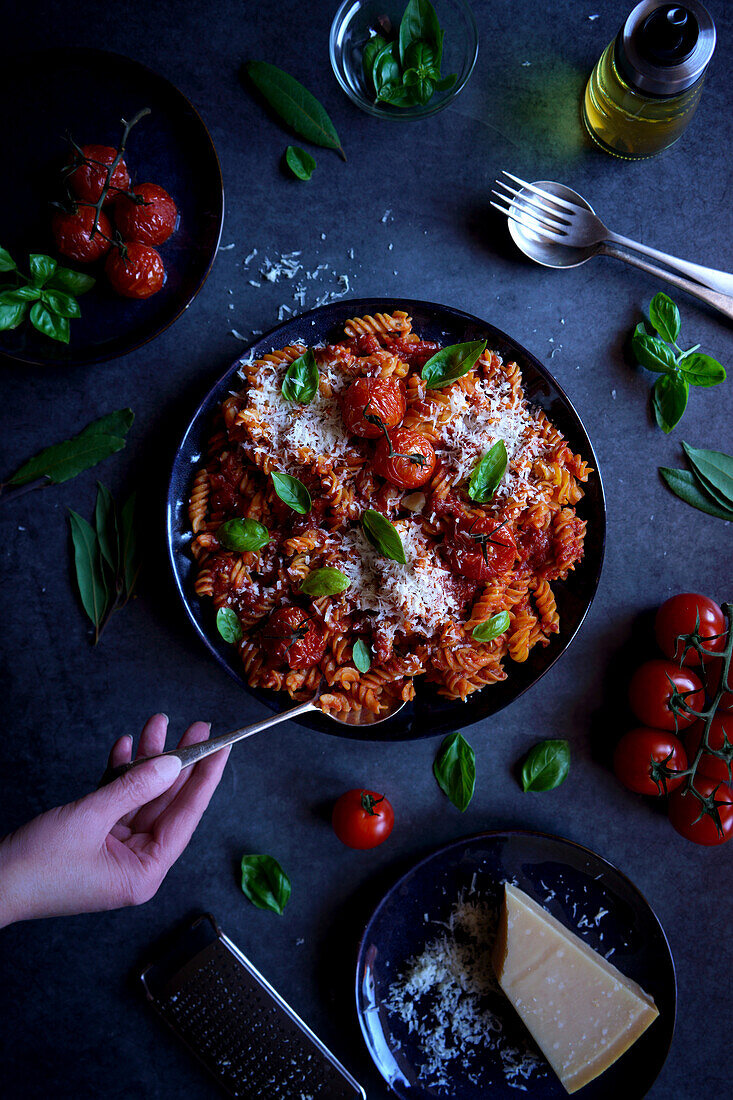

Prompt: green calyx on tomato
[
  {"left": 332, "top": 788, "right": 394, "bottom": 849},
  {"left": 360, "top": 791, "right": 385, "bottom": 816}
]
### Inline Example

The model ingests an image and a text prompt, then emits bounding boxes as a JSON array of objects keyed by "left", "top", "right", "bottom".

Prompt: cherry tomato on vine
[
  {"left": 51, "top": 206, "right": 112, "bottom": 263},
  {"left": 261, "top": 605, "right": 326, "bottom": 670},
  {"left": 341, "top": 376, "right": 406, "bottom": 438},
  {"left": 628, "top": 659, "right": 704, "bottom": 731},
  {"left": 707, "top": 659, "right": 733, "bottom": 712},
  {"left": 613, "top": 727, "right": 688, "bottom": 795},
  {"left": 685, "top": 714, "right": 733, "bottom": 783},
  {"left": 332, "top": 789, "right": 394, "bottom": 849},
  {"left": 105, "top": 242, "right": 165, "bottom": 299},
  {"left": 655, "top": 593, "right": 727, "bottom": 665},
  {"left": 373, "top": 428, "right": 436, "bottom": 489},
  {"left": 443, "top": 514, "right": 517, "bottom": 581},
  {"left": 114, "top": 183, "right": 178, "bottom": 246},
  {"left": 668, "top": 776, "right": 733, "bottom": 846},
  {"left": 68, "top": 144, "right": 130, "bottom": 204}
]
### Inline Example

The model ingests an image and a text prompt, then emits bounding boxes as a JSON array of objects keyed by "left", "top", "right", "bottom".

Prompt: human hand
[{"left": 0, "top": 714, "right": 230, "bottom": 927}]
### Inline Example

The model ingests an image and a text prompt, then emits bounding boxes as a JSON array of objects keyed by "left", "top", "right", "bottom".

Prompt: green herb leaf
[
  {"left": 632, "top": 329, "right": 679, "bottom": 374},
  {"left": 435, "top": 73, "right": 458, "bottom": 91},
  {"left": 300, "top": 567, "right": 351, "bottom": 597},
  {"left": 660, "top": 467, "right": 733, "bottom": 521},
  {"left": 94, "top": 482, "right": 118, "bottom": 574},
  {"left": 521, "top": 739, "right": 570, "bottom": 792},
  {"left": 281, "top": 347, "right": 319, "bottom": 403},
  {"left": 472, "top": 609, "right": 510, "bottom": 642},
  {"left": 0, "top": 285, "right": 41, "bottom": 302},
  {"left": 652, "top": 373, "right": 688, "bottom": 433},
  {"left": 433, "top": 731, "right": 476, "bottom": 812},
  {"left": 41, "top": 289, "right": 81, "bottom": 319},
  {"left": 240, "top": 853, "right": 291, "bottom": 914},
  {"left": 46, "top": 267, "right": 96, "bottom": 296},
  {"left": 468, "top": 440, "right": 507, "bottom": 502},
  {"left": 29, "top": 301, "right": 69, "bottom": 344},
  {"left": 352, "top": 639, "right": 372, "bottom": 672},
  {"left": 285, "top": 145, "right": 316, "bottom": 181},
  {"left": 247, "top": 61, "right": 345, "bottom": 160},
  {"left": 363, "top": 34, "right": 387, "bottom": 91},
  {"left": 68, "top": 509, "right": 108, "bottom": 630},
  {"left": 362, "top": 508, "right": 406, "bottom": 563},
  {"left": 377, "top": 82, "right": 421, "bottom": 107},
  {"left": 648, "top": 292, "right": 681, "bottom": 345},
  {"left": 677, "top": 352, "right": 726, "bottom": 388},
  {"left": 119, "top": 492, "right": 141, "bottom": 599},
  {"left": 217, "top": 517, "right": 270, "bottom": 552},
  {"left": 422, "top": 340, "right": 487, "bottom": 389},
  {"left": 373, "top": 42, "right": 402, "bottom": 98},
  {"left": 217, "top": 606, "right": 243, "bottom": 644},
  {"left": 404, "top": 40, "right": 437, "bottom": 71},
  {"left": 0, "top": 302, "right": 27, "bottom": 331},
  {"left": 0, "top": 246, "right": 16, "bottom": 273},
  {"left": 399, "top": 0, "right": 443, "bottom": 65},
  {"left": 270, "top": 471, "right": 312, "bottom": 514},
  {"left": 80, "top": 408, "right": 135, "bottom": 440},
  {"left": 681, "top": 442, "right": 733, "bottom": 508},
  {"left": 5, "top": 409, "right": 133, "bottom": 487},
  {"left": 29, "top": 254, "right": 57, "bottom": 287}
]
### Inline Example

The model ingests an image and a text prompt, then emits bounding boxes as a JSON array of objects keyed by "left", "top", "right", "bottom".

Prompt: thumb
[{"left": 90, "top": 756, "right": 183, "bottom": 829}]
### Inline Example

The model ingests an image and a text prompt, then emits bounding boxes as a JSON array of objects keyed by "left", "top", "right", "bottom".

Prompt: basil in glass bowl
[{"left": 330, "top": 0, "right": 478, "bottom": 120}]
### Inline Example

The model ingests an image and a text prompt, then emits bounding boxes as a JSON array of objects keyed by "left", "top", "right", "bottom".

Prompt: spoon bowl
[{"left": 506, "top": 180, "right": 600, "bottom": 269}]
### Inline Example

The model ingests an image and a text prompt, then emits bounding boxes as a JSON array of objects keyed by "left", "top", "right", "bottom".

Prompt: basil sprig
[
  {"left": 362, "top": 508, "right": 406, "bottom": 563},
  {"left": 352, "top": 639, "right": 372, "bottom": 672},
  {"left": 217, "top": 517, "right": 270, "bottom": 552},
  {"left": 421, "top": 340, "right": 487, "bottom": 389},
  {"left": 472, "top": 609, "right": 510, "bottom": 643},
  {"left": 468, "top": 440, "right": 507, "bottom": 502},
  {"left": 300, "top": 567, "right": 350, "bottom": 597},
  {"left": 520, "top": 739, "right": 570, "bottom": 792},
  {"left": 363, "top": 0, "right": 458, "bottom": 109},
  {"left": 247, "top": 62, "right": 345, "bottom": 160},
  {"left": 285, "top": 145, "right": 316, "bottom": 181},
  {"left": 217, "top": 606, "right": 243, "bottom": 644},
  {"left": 631, "top": 293, "right": 726, "bottom": 433},
  {"left": 281, "top": 348, "right": 319, "bottom": 403},
  {"left": 240, "top": 853, "right": 291, "bottom": 915},
  {"left": 660, "top": 441, "right": 733, "bottom": 521},
  {"left": 433, "top": 731, "right": 476, "bottom": 812},
  {"left": 270, "top": 471, "right": 312, "bottom": 514},
  {"left": 0, "top": 246, "right": 95, "bottom": 344}
]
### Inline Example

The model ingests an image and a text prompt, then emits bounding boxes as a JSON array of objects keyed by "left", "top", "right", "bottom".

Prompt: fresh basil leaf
[
  {"left": 404, "top": 40, "right": 437, "bottom": 71},
  {"left": 68, "top": 509, "right": 108, "bottom": 629},
  {"left": 281, "top": 347, "right": 319, "bottom": 403},
  {"left": 399, "top": 0, "right": 443, "bottom": 66},
  {"left": 377, "top": 83, "right": 421, "bottom": 107},
  {"left": 632, "top": 330, "right": 679, "bottom": 374},
  {"left": 652, "top": 373, "right": 688, "bottom": 433},
  {"left": 240, "top": 853, "right": 291, "bottom": 914},
  {"left": 659, "top": 467, "right": 733, "bottom": 521},
  {"left": 119, "top": 492, "right": 141, "bottom": 598},
  {"left": 0, "top": 246, "right": 16, "bottom": 273},
  {"left": 0, "top": 302, "right": 27, "bottom": 331},
  {"left": 435, "top": 73, "right": 458, "bottom": 92},
  {"left": 422, "top": 340, "right": 487, "bottom": 388},
  {"left": 285, "top": 145, "right": 316, "bottom": 181},
  {"left": 681, "top": 442, "right": 733, "bottom": 507},
  {"left": 300, "top": 566, "right": 350, "bottom": 597},
  {"left": 472, "top": 609, "right": 510, "bottom": 642},
  {"left": 373, "top": 42, "right": 402, "bottom": 97},
  {"left": 0, "top": 285, "right": 41, "bottom": 302},
  {"left": 270, "top": 471, "right": 312, "bottom": 514},
  {"left": 217, "top": 606, "right": 243, "bottom": 644},
  {"left": 468, "top": 439, "right": 507, "bottom": 502},
  {"left": 677, "top": 352, "right": 726, "bottom": 388},
  {"left": 648, "top": 292, "right": 681, "bottom": 345},
  {"left": 94, "top": 482, "right": 118, "bottom": 575},
  {"left": 414, "top": 75, "right": 435, "bottom": 104},
  {"left": 363, "top": 34, "right": 387, "bottom": 92},
  {"left": 433, "top": 731, "right": 475, "bottom": 812},
  {"left": 362, "top": 508, "right": 406, "bottom": 563},
  {"left": 353, "top": 638, "right": 371, "bottom": 672},
  {"left": 29, "top": 254, "right": 57, "bottom": 287},
  {"left": 247, "top": 61, "right": 345, "bottom": 160},
  {"left": 521, "top": 739, "right": 570, "bottom": 792},
  {"left": 46, "top": 267, "right": 96, "bottom": 296},
  {"left": 41, "top": 289, "right": 81, "bottom": 319},
  {"left": 217, "top": 517, "right": 270, "bottom": 552},
  {"left": 79, "top": 408, "right": 135, "bottom": 440},
  {"left": 30, "top": 301, "right": 69, "bottom": 344}
]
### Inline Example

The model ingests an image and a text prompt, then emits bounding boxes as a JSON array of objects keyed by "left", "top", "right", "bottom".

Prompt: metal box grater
[{"left": 140, "top": 913, "right": 366, "bottom": 1099}]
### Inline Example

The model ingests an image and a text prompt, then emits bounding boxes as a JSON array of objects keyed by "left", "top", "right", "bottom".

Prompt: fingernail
[
  {"left": 158, "top": 713, "right": 170, "bottom": 723},
  {"left": 121, "top": 735, "right": 133, "bottom": 750},
  {"left": 152, "top": 756, "right": 182, "bottom": 782}
]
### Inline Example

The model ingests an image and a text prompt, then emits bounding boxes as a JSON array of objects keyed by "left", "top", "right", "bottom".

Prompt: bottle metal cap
[{"left": 618, "top": 1, "right": 716, "bottom": 95}]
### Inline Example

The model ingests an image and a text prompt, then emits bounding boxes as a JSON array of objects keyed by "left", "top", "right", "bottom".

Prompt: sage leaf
[
  {"left": 30, "top": 301, "right": 69, "bottom": 344},
  {"left": 472, "top": 609, "right": 510, "bottom": 642},
  {"left": 281, "top": 347, "right": 319, "bottom": 403},
  {"left": 659, "top": 467, "right": 733, "bottom": 521},
  {"left": 68, "top": 509, "right": 108, "bottom": 629},
  {"left": 285, "top": 145, "right": 316, "bottom": 181},
  {"left": 217, "top": 606, "right": 243, "bottom": 644},
  {"left": 240, "top": 853, "right": 291, "bottom": 915},
  {"left": 29, "top": 254, "right": 57, "bottom": 286},
  {"left": 422, "top": 340, "right": 487, "bottom": 388},
  {"left": 399, "top": 0, "right": 443, "bottom": 65},
  {"left": 677, "top": 352, "right": 726, "bottom": 388},
  {"left": 5, "top": 408, "right": 133, "bottom": 486},
  {"left": 0, "top": 302, "right": 27, "bottom": 331},
  {"left": 119, "top": 492, "right": 141, "bottom": 598},
  {"left": 217, "top": 517, "right": 270, "bottom": 552},
  {"left": 433, "top": 731, "right": 475, "bottom": 812},
  {"left": 270, "top": 471, "right": 312, "bottom": 514},
  {"left": 80, "top": 408, "right": 135, "bottom": 440},
  {"left": 300, "top": 567, "right": 350, "bottom": 597},
  {"left": 632, "top": 328, "right": 678, "bottom": 374},
  {"left": 681, "top": 442, "right": 733, "bottom": 507},
  {"left": 652, "top": 373, "right": 688, "bottom": 433},
  {"left": 521, "top": 739, "right": 570, "bottom": 792},
  {"left": 42, "top": 289, "right": 81, "bottom": 319},
  {"left": 46, "top": 267, "right": 95, "bottom": 296},
  {"left": 0, "top": 246, "right": 16, "bottom": 272},
  {"left": 648, "top": 292, "right": 681, "bottom": 345},
  {"left": 363, "top": 34, "right": 387, "bottom": 91},
  {"left": 247, "top": 61, "right": 345, "bottom": 160},
  {"left": 352, "top": 639, "right": 371, "bottom": 672},
  {"left": 362, "top": 509, "right": 406, "bottom": 563},
  {"left": 468, "top": 440, "right": 507, "bottom": 502}
]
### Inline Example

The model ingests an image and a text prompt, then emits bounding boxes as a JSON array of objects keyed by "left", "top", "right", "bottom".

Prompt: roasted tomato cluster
[
  {"left": 615, "top": 593, "right": 732, "bottom": 846},
  {"left": 52, "top": 142, "right": 178, "bottom": 299},
  {"left": 261, "top": 605, "right": 326, "bottom": 670}
]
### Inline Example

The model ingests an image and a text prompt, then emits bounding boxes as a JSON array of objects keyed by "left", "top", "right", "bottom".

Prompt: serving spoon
[{"left": 99, "top": 681, "right": 406, "bottom": 786}]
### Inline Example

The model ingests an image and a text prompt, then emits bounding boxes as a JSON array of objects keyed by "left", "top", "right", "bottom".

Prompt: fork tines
[{"left": 491, "top": 172, "right": 572, "bottom": 238}]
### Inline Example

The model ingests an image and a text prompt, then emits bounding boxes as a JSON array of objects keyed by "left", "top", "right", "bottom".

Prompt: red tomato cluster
[
  {"left": 52, "top": 143, "right": 178, "bottom": 299},
  {"left": 615, "top": 593, "right": 733, "bottom": 846}
]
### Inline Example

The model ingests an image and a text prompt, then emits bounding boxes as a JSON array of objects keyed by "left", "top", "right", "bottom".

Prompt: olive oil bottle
[{"left": 583, "top": 2, "right": 716, "bottom": 159}]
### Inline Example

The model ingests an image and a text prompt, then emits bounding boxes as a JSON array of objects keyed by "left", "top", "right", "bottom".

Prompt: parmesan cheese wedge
[{"left": 492, "top": 884, "right": 659, "bottom": 1094}]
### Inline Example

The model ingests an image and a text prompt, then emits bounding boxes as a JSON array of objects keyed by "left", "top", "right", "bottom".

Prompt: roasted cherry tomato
[
  {"left": 613, "top": 727, "right": 688, "bottom": 795},
  {"left": 68, "top": 144, "right": 130, "bottom": 204},
  {"left": 443, "top": 514, "right": 517, "bottom": 581},
  {"left": 373, "top": 428, "right": 436, "bottom": 489},
  {"left": 105, "top": 242, "right": 165, "bottom": 299},
  {"left": 655, "top": 593, "right": 727, "bottom": 665},
  {"left": 685, "top": 715, "right": 733, "bottom": 783},
  {"left": 384, "top": 336, "right": 442, "bottom": 367},
  {"left": 628, "top": 659, "right": 704, "bottom": 731},
  {"left": 707, "top": 659, "right": 733, "bottom": 712},
  {"left": 341, "top": 376, "right": 406, "bottom": 438},
  {"left": 332, "top": 789, "right": 394, "bottom": 849},
  {"left": 261, "top": 605, "right": 326, "bottom": 670},
  {"left": 51, "top": 206, "right": 112, "bottom": 263},
  {"left": 113, "top": 183, "right": 178, "bottom": 246},
  {"left": 668, "top": 776, "right": 733, "bottom": 846}
]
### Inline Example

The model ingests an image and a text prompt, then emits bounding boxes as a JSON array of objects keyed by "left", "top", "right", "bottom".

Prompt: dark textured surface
[{"left": 0, "top": 2, "right": 731, "bottom": 1098}]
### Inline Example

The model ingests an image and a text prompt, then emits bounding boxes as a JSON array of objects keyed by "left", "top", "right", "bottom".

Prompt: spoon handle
[
  {"left": 601, "top": 243, "right": 733, "bottom": 322},
  {"left": 606, "top": 232, "right": 733, "bottom": 297}
]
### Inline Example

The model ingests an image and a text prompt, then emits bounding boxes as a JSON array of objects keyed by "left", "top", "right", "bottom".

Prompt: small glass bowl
[{"left": 330, "top": 0, "right": 478, "bottom": 120}]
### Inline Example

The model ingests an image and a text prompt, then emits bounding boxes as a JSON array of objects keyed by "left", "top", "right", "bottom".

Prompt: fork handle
[
  {"left": 601, "top": 243, "right": 733, "bottom": 322},
  {"left": 607, "top": 232, "right": 733, "bottom": 297}
]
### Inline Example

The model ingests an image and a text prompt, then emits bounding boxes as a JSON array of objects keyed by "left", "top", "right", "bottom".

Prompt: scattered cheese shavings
[
  {"left": 381, "top": 209, "right": 393, "bottom": 223},
  {"left": 219, "top": 242, "right": 235, "bottom": 251}
]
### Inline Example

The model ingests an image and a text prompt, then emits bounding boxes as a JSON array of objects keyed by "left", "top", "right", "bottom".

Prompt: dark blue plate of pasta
[{"left": 167, "top": 298, "right": 606, "bottom": 741}]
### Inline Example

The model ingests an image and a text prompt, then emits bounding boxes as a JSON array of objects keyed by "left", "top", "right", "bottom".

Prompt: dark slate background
[{"left": 1, "top": 1, "right": 731, "bottom": 1097}]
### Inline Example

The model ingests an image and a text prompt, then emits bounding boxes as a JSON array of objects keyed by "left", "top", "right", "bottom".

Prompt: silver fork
[{"left": 492, "top": 172, "right": 733, "bottom": 298}]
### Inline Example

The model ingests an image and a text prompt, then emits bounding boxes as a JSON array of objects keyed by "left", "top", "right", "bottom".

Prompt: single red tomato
[
  {"left": 655, "top": 593, "right": 727, "bottom": 665},
  {"left": 113, "top": 183, "right": 178, "bottom": 246},
  {"left": 613, "top": 727, "right": 688, "bottom": 795},
  {"left": 68, "top": 144, "right": 130, "bottom": 204},
  {"left": 261, "top": 605, "right": 326, "bottom": 670},
  {"left": 341, "top": 376, "right": 406, "bottom": 438},
  {"left": 685, "top": 715, "right": 733, "bottom": 783},
  {"left": 51, "top": 206, "right": 112, "bottom": 263},
  {"left": 373, "top": 428, "right": 436, "bottom": 489},
  {"left": 628, "top": 659, "right": 704, "bottom": 731},
  {"left": 332, "top": 789, "right": 394, "bottom": 849},
  {"left": 707, "top": 659, "right": 733, "bottom": 711},
  {"left": 443, "top": 514, "right": 517, "bottom": 581},
  {"left": 668, "top": 776, "right": 733, "bottom": 845},
  {"left": 105, "top": 242, "right": 165, "bottom": 299}
]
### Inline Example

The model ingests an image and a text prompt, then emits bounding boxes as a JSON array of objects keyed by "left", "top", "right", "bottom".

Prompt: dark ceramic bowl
[
  {"left": 0, "top": 48, "right": 223, "bottom": 366},
  {"left": 167, "top": 298, "right": 606, "bottom": 741},
  {"left": 356, "top": 830, "right": 676, "bottom": 1099}
]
